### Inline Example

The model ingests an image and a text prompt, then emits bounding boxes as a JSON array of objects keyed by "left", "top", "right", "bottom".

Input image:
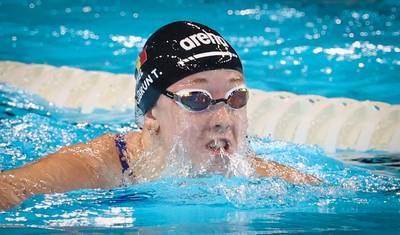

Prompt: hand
[{"left": 0, "top": 180, "right": 26, "bottom": 211}]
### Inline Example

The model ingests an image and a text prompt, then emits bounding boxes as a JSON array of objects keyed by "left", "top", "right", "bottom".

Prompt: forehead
[{"left": 170, "top": 69, "right": 244, "bottom": 90}]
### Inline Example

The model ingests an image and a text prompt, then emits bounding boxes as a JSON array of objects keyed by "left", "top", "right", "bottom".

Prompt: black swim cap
[{"left": 134, "top": 21, "right": 243, "bottom": 126}]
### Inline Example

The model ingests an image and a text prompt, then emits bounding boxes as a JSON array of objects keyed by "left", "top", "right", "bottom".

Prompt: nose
[{"left": 208, "top": 103, "right": 233, "bottom": 133}]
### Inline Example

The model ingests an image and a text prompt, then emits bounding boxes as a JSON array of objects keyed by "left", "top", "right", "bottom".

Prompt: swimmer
[{"left": 0, "top": 21, "right": 320, "bottom": 210}]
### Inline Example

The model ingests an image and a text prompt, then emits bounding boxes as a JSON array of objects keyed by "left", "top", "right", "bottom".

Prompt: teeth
[
  {"left": 208, "top": 139, "right": 228, "bottom": 150},
  {"left": 211, "top": 140, "right": 223, "bottom": 148}
]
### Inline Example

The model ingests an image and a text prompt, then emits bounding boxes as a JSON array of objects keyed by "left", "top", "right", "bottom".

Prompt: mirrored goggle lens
[
  {"left": 180, "top": 91, "right": 211, "bottom": 111},
  {"left": 227, "top": 88, "right": 249, "bottom": 109}
]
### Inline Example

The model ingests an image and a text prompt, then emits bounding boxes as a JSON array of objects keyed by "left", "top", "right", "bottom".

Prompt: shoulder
[
  {"left": 53, "top": 133, "right": 125, "bottom": 186},
  {"left": 58, "top": 133, "right": 115, "bottom": 155}
]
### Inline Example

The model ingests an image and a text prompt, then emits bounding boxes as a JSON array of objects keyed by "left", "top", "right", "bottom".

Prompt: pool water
[
  {"left": 1, "top": 84, "right": 399, "bottom": 233},
  {"left": 1, "top": 0, "right": 400, "bottom": 233},
  {"left": 0, "top": 0, "right": 399, "bottom": 104},
  {"left": 0, "top": 85, "right": 400, "bottom": 234}
]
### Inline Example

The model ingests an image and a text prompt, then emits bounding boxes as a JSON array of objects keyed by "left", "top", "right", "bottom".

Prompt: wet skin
[{"left": 0, "top": 69, "right": 320, "bottom": 210}]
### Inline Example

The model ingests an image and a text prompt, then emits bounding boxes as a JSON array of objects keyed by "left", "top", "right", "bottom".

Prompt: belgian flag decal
[{"left": 135, "top": 47, "right": 148, "bottom": 72}]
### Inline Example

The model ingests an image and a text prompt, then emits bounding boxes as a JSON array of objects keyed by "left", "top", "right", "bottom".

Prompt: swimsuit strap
[{"left": 115, "top": 133, "right": 133, "bottom": 176}]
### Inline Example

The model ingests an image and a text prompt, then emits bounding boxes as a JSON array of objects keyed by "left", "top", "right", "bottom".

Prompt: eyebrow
[
  {"left": 189, "top": 77, "right": 208, "bottom": 84},
  {"left": 230, "top": 76, "right": 244, "bottom": 83},
  {"left": 188, "top": 76, "right": 244, "bottom": 85}
]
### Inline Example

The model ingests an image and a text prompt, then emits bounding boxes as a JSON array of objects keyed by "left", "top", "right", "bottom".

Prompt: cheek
[
  {"left": 171, "top": 113, "right": 208, "bottom": 155},
  {"left": 232, "top": 105, "right": 247, "bottom": 120},
  {"left": 177, "top": 114, "right": 204, "bottom": 139},
  {"left": 240, "top": 108, "right": 249, "bottom": 130},
  {"left": 157, "top": 103, "right": 200, "bottom": 143},
  {"left": 234, "top": 108, "right": 248, "bottom": 136},
  {"left": 155, "top": 101, "right": 180, "bottom": 144}
]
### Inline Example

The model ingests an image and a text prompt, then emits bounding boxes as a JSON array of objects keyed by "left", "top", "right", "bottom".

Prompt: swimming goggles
[{"left": 163, "top": 86, "right": 249, "bottom": 112}]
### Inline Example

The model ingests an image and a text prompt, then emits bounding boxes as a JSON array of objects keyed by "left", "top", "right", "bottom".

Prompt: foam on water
[{"left": 0, "top": 83, "right": 399, "bottom": 232}]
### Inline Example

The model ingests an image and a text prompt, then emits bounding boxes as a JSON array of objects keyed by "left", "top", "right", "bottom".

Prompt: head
[{"left": 134, "top": 21, "right": 249, "bottom": 173}]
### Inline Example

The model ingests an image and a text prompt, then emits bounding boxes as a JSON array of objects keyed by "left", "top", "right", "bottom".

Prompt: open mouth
[{"left": 206, "top": 139, "right": 232, "bottom": 155}]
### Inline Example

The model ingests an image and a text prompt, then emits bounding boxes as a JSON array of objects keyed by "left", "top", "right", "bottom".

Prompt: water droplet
[
  {"left": 325, "top": 67, "right": 332, "bottom": 74},
  {"left": 376, "top": 58, "right": 384, "bottom": 64},
  {"left": 276, "top": 38, "right": 284, "bottom": 44},
  {"left": 82, "top": 6, "right": 92, "bottom": 13},
  {"left": 313, "top": 47, "right": 323, "bottom": 54},
  {"left": 284, "top": 69, "right": 292, "bottom": 75},
  {"left": 351, "top": 12, "right": 360, "bottom": 19}
]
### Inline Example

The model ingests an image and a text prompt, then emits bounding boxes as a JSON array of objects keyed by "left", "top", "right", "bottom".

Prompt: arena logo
[{"left": 179, "top": 32, "right": 228, "bottom": 51}]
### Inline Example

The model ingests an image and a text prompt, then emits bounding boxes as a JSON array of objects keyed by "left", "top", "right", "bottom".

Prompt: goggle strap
[{"left": 164, "top": 90, "right": 175, "bottom": 99}]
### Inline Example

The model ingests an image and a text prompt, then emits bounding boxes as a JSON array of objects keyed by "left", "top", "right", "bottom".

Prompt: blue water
[
  {"left": 0, "top": 0, "right": 399, "bottom": 104},
  {"left": 1, "top": 0, "right": 400, "bottom": 233},
  {"left": 0, "top": 85, "right": 399, "bottom": 233}
]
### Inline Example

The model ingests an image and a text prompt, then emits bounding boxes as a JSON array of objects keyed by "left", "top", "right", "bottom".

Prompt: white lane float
[{"left": 1, "top": 61, "right": 399, "bottom": 153}]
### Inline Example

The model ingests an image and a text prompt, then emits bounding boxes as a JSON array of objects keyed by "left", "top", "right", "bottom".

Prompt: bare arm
[
  {"left": 0, "top": 133, "right": 122, "bottom": 210},
  {"left": 250, "top": 156, "right": 321, "bottom": 184}
]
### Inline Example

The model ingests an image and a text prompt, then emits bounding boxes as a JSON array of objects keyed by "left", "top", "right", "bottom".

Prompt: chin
[{"left": 193, "top": 151, "right": 230, "bottom": 174}]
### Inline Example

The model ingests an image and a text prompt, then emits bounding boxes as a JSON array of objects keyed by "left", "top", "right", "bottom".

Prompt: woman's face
[{"left": 150, "top": 69, "right": 248, "bottom": 173}]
